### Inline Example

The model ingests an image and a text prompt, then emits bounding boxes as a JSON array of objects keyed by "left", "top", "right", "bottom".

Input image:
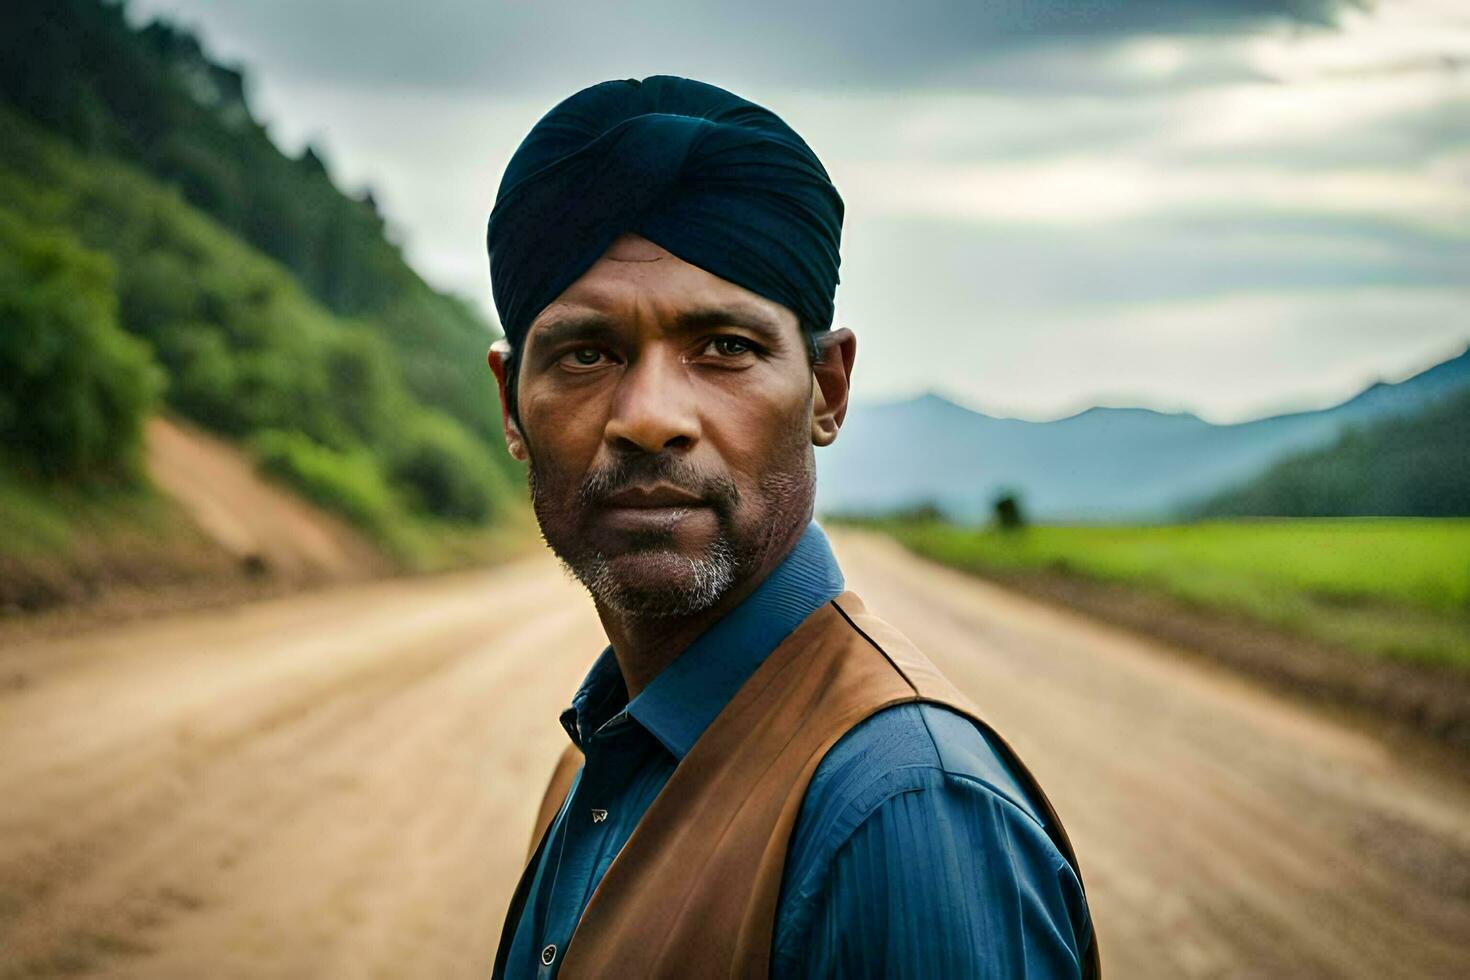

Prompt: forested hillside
[
  {"left": 2, "top": 0, "right": 505, "bottom": 442},
  {"left": 1196, "top": 389, "right": 1470, "bottom": 518},
  {"left": 0, "top": 0, "right": 525, "bottom": 569}
]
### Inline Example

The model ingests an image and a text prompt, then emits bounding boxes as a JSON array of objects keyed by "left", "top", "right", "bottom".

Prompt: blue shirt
[{"left": 500, "top": 519, "right": 1093, "bottom": 978}]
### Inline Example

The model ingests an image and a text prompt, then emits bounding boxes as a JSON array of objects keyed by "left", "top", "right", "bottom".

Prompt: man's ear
[
  {"left": 810, "top": 328, "right": 856, "bottom": 448},
  {"left": 487, "top": 339, "right": 529, "bottom": 462}
]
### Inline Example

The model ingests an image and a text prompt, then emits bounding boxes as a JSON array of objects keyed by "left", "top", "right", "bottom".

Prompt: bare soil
[{"left": 144, "top": 417, "right": 391, "bottom": 586}]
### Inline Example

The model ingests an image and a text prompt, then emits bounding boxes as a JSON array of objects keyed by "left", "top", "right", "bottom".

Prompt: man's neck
[{"left": 595, "top": 521, "right": 807, "bottom": 700}]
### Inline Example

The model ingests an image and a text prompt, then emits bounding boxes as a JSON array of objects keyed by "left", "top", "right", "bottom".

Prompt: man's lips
[
  {"left": 601, "top": 483, "right": 707, "bottom": 509},
  {"left": 596, "top": 484, "right": 713, "bottom": 534}
]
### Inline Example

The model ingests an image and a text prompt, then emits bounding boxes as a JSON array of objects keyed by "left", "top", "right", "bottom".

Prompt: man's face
[{"left": 496, "top": 233, "right": 848, "bottom": 619}]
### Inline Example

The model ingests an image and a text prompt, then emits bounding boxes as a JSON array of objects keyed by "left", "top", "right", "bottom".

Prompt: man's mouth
[
  {"left": 597, "top": 484, "right": 712, "bottom": 534},
  {"left": 602, "top": 483, "right": 707, "bottom": 509}
]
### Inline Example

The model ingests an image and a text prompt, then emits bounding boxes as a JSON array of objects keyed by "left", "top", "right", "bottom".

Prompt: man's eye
[
  {"left": 563, "top": 347, "right": 607, "bottom": 368},
  {"left": 707, "top": 335, "right": 759, "bottom": 358}
]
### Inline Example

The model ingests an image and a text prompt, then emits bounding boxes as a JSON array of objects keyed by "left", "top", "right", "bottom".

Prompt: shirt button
[
  {"left": 541, "top": 944, "right": 557, "bottom": 966},
  {"left": 591, "top": 808, "right": 608, "bottom": 824}
]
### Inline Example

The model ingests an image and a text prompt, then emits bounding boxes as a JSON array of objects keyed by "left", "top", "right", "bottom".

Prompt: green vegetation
[
  {"left": 2, "top": 0, "right": 508, "bottom": 448},
  {"left": 251, "top": 430, "right": 398, "bottom": 535},
  {"left": 0, "top": 0, "right": 530, "bottom": 571},
  {"left": 0, "top": 209, "right": 162, "bottom": 482},
  {"left": 840, "top": 516, "right": 1470, "bottom": 670},
  {"left": 1196, "top": 390, "right": 1470, "bottom": 518},
  {"left": 0, "top": 466, "right": 176, "bottom": 559},
  {"left": 0, "top": 106, "right": 518, "bottom": 564}
]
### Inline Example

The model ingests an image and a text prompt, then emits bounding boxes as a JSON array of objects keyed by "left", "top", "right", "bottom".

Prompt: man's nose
[{"left": 603, "top": 348, "right": 700, "bottom": 454}]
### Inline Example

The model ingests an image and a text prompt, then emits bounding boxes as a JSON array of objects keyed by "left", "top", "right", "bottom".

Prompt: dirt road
[{"left": 2, "top": 528, "right": 1468, "bottom": 978}]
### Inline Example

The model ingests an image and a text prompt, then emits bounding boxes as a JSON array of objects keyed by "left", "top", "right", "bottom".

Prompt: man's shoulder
[
  {"left": 818, "top": 597, "right": 1042, "bottom": 821},
  {"left": 774, "top": 701, "right": 1090, "bottom": 976},
  {"left": 793, "top": 700, "right": 1050, "bottom": 851}
]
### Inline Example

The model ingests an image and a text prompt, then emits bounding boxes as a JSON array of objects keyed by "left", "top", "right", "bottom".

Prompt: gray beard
[
  {"left": 556, "top": 532, "right": 741, "bottom": 619},
  {"left": 524, "top": 425, "right": 813, "bottom": 621},
  {"left": 527, "top": 458, "right": 750, "bottom": 620}
]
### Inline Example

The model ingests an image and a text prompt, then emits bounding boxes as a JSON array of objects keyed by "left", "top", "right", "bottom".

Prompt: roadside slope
[
  {"left": 0, "top": 418, "right": 397, "bottom": 632},
  {"left": 145, "top": 417, "right": 391, "bottom": 586}
]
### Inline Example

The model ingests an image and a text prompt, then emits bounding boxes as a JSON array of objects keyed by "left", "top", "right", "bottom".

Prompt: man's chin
[{"left": 572, "top": 543, "right": 739, "bottom": 619}]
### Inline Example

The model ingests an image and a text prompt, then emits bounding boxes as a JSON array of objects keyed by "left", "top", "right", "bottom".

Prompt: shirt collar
[{"left": 559, "top": 518, "right": 846, "bottom": 759}]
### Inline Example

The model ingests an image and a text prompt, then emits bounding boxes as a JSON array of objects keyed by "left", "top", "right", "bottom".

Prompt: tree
[{"left": 992, "top": 491, "right": 1027, "bottom": 531}]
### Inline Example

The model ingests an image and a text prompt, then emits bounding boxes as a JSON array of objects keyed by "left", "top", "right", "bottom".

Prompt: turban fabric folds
[{"left": 485, "top": 75, "right": 844, "bottom": 358}]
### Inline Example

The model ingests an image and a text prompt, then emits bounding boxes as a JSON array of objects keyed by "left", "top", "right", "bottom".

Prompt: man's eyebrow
[
  {"left": 526, "top": 305, "right": 791, "bottom": 355},
  {"left": 524, "top": 312, "right": 620, "bottom": 355}
]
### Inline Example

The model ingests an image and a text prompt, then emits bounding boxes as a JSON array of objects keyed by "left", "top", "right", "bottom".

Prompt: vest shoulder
[{"left": 827, "top": 594, "right": 975, "bottom": 713}]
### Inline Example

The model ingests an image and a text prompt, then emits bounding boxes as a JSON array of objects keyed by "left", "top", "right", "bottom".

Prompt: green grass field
[{"left": 842, "top": 517, "right": 1470, "bottom": 670}]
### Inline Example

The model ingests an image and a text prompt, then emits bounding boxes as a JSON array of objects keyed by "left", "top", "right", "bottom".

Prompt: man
[{"left": 484, "top": 75, "right": 1098, "bottom": 978}]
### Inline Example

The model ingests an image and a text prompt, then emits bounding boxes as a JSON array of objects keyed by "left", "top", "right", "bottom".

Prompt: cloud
[
  {"left": 129, "top": 0, "right": 1366, "bottom": 95},
  {"left": 850, "top": 158, "right": 1468, "bottom": 233},
  {"left": 1159, "top": 94, "right": 1470, "bottom": 170},
  {"left": 836, "top": 209, "right": 1466, "bottom": 326},
  {"left": 122, "top": 0, "right": 1468, "bottom": 425}
]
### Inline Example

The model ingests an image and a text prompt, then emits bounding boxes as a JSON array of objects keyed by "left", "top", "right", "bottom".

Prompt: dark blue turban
[{"left": 485, "top": 75, "right": 844, "bottom": 359}]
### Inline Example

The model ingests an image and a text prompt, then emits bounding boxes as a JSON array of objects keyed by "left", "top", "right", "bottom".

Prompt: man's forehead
[{"left": 599, "top": 233, "right": 671, "bottom": 263}]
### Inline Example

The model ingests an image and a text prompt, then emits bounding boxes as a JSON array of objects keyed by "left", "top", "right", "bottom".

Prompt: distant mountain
[
  {"left": 1196, "top": 386, "right": 1470, "bottom": 518},
  {"left": 815, "top": 345, "right": 1470, "bottom": 522}
]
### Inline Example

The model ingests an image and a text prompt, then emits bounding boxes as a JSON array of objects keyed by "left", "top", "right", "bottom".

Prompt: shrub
[
  {"left": 0, "top": 208, "right": 162, "bottom": 481},
  {"left": 117, "top": 246, "right": 202, "bottom": 338},
  {"left": 250, "top": 428, "right": 396, "bottom": 532},
  {"left": 387, "top": 411, "right": 507, "bottom": 522},
  {"left": 324, "top": 329, "right": 404, "bottom": 445},
  {"left": 153, "top": 322, "right": 240, "bottom": 431}
]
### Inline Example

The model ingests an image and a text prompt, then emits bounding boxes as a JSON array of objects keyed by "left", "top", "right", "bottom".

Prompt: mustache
[{"left": 577, "top": 455, "right": 739, "bottom": 511}]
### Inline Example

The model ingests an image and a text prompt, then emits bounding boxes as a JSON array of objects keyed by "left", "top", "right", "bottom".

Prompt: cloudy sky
[{"left": 127, "top": 0, "right": 1469, "bottom": 423}]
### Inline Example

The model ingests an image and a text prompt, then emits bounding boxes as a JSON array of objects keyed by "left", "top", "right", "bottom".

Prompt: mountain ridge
[
  {"left": 862, "top": 343, "right": 1470, "bottom": 429},
  {"left": 817, "top": 343, "right": 1470, "bottom": 522}
]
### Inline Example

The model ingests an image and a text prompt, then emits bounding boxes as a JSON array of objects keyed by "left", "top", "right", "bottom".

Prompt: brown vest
[{"left": 494, "top": 589, "right": 1101, "bottom": 978}]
